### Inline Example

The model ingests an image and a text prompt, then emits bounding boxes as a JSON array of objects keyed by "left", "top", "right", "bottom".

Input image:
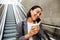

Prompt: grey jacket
[{"left": 16, "top": 20, "right": 46, "bottom": 40}]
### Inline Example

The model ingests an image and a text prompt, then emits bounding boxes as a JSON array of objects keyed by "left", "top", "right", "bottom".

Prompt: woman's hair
[{"left": 27, "top": 5, "right": 43, "bottom": 18}]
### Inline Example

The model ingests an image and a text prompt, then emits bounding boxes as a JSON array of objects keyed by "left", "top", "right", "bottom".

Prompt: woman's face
[{"left": 30, "top": 8, "right": 42, "bottom": 21}]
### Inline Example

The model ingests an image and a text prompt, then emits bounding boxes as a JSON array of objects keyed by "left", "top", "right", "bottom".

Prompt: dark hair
[{"left": 27, "top": 5, "right": 43, "bottom": 18}]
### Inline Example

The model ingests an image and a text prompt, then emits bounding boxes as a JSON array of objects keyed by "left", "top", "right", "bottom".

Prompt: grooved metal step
[
  {"left": 4, "top": 33, "right": 16, "bottom": 38},
  {"left": 6, "top": 22, "right": 15, "bottom": 23},
  {"left": 5, "top": 27, "right": 16, "bottom": 29},
  {"left": 5, "top": 24, "right": 16, "bottom": 26},
  {"left": 4, "top": 30, "right": 16, "bottom": 33},
  {"left": 3, "top": 37, "right": 16, "bottom": 40}
]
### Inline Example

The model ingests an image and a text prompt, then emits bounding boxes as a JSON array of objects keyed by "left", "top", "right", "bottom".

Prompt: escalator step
[
  {"left": 3, "top": 37, "right": 16, "bottom": 40},
  {"left": 5, "top": 28, "right": 16, "bottom": 30},
  {"left": 5, "top": 24, "right": 16, "bottom": 26},
  {"left": 6, "top": 20, "right": 15, "bottom": 22},
  {"left": 6, "top": 18, "right": 14, "bottom": 20},
  {"left": 4, "top": 30, "right": 16, "bottom": 33},
  {"left": 5, "top": 25, "right": 16, "bottom": 27},
  {"left": 6, "top": 22, "right": 15, "bottom": 24},
  {"left": 4, "top": 33, "right": 16, "bottom": 38},
  {"left": 5, "top": 26, "right": 16, "bottom": 30}
]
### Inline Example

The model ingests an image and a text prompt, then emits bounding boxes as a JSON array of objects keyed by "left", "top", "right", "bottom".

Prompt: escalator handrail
[
  {"left": 15, "top": 5, "right": 23, "bottom": 21},
  {"left": 0, "top": 4, "right": 4, "bottom": 22},
  {"left": 0, "top": 4, "right": 3, "bottom": 8},
  {"left": 13, "top": 5, "right": 23, "bottom": 24},
  {"left": 18, "top": 3, "right": 27, "bottom": 18},
  {"left": 42, "top": 23, "right": 60, "bottom": 29},
  {"left": 0, "top": 4, "right": 8, "bottom": 40}
]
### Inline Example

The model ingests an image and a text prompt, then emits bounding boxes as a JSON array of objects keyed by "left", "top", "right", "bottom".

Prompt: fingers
[
  {"left": 32, "top": 26, "right": 40, "bottom": 32},
  {"left": 32, "top": 25, "right": 40, "bottom": 30},
  {"left": 32, "top": 28, "right": 38, "bottom": 34},
  {"left": 31, "top": 26, "right": 35, "bottom": 30},
  {"left": 29, "top": 26, "right": 40, "bottom": 36}
]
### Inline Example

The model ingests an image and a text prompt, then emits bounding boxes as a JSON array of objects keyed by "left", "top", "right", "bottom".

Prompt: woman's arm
[
  {"left": 16, "top": 21, "right": 37, "bottom": 40},
  {"left": 16, "top": 22, "right": 25, "bottom": 40}
]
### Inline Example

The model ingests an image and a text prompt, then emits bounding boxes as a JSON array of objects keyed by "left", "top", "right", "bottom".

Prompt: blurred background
[{"left": 0, "top": 0, "right": 60, "bottom": 40}]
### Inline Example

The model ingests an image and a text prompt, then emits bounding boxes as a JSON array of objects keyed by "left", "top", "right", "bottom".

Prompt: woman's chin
[{"left": 33, "top": 20, "right": 36, "bottom": 23}]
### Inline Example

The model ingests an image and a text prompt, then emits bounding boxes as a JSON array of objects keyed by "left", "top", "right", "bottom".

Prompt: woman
[{"left": 16, "top": 5, "right": 51, "bottom": 40}]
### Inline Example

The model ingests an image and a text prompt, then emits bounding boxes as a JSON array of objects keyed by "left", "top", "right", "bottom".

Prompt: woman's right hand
[
  {"left": 29, "top": 20, "right": 41, "bottom": 36},
  {"left": 29, "top": 25, "right": 40, "bottom": 36},
  {"left": 24, "top": 25, "right": 40, "bottom": 40}
]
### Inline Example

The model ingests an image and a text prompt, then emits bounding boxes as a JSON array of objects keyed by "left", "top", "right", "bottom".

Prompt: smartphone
[
  {"left": 36, "top": 18, "right": 41, "bottom": 23},
  {"left": 33, "top": 18, "right": 41, "bottom": 27}
]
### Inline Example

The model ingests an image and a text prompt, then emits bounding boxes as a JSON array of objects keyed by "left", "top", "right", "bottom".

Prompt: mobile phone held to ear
[{"left": 36, "top": 18, "right": 41, "bottom": 23}]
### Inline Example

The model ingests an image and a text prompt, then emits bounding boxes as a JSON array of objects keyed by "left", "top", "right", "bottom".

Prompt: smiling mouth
[{"left": 33, "top": 20, "right": 36, "bottom": 23}]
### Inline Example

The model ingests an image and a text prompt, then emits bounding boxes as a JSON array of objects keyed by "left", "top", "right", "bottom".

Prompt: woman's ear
[{"left": 30, "top": 10, "right": 33, "bottom": 14}]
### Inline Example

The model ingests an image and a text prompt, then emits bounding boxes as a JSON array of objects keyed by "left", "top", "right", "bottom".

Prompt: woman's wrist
[{"left": 24, "top": 33, "right": 32, "bottom": 39}]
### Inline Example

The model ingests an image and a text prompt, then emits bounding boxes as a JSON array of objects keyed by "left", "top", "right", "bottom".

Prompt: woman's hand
[
  {"left": 24, "top": 25, "right": 40, "bottom": 40},
  {"left": 24, "top": 20, "right": 41, "bottom": 40},
  {"left": 29, "top": 25, "right": 40, "bottom": 36}
]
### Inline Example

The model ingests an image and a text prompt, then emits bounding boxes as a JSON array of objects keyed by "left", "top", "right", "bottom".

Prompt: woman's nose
[{"left": 37, "top": 14, "right": 40, "bottom": 17}]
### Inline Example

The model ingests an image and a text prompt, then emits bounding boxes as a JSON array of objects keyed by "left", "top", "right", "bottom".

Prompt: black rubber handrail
[{"left": 42, "top": 23, "right": 60, "bottom": 27}]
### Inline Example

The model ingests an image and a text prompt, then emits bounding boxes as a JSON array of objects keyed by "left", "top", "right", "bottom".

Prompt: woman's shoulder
[{"left": 17, "top": 19, "right": 26, "bottom": 25}]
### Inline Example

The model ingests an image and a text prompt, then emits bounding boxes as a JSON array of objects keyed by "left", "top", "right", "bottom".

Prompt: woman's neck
[{"left": 27, "top": 17, "right": 33, "bottom": 23}]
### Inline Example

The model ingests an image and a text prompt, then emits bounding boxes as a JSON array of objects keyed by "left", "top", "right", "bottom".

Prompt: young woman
[{"left": 16, "top": 5, "right": 51, "bottom": 40}]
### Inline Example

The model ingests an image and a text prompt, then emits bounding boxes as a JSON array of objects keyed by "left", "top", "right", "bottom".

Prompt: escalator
[
  {"left": 1, "top": 4, "right": 59, "bottom": 40},
  {"left": 2, "top": 5, "right": 16, "bottom": 40}
]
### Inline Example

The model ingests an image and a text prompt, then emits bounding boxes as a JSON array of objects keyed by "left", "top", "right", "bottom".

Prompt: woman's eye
[
  {"left": 39, "top": 13, "right": 41, "bottom": 15},
  {"left": 37, "top": 11, "right": 40, "bottom": 13}
]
